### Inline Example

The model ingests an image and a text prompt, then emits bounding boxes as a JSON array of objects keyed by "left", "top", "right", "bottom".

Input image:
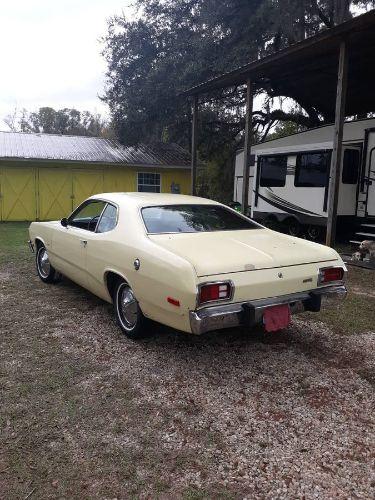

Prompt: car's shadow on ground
[
  {"left": 31, "top": 271, "right": 367, "bottom": 376},
  {"left": 57, "top": 274, "right": 274, "bottom": 343}
]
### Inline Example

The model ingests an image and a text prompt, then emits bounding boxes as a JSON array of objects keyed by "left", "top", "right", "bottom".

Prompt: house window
[
  {"left": 342, "top": 149, "right": 360, "bottom": 184},
  {"left": 137, "top": 172, "right": 161, "bottom": 193},
  {"left": 295, "top": 152, "right": 330, "bottom": 187},
  {"left": 259, "top": 155, "right": 287, "bottom": 187}
]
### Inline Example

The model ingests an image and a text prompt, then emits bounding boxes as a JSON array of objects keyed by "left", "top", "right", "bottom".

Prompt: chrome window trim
[
  {"left": 95, "top": 202, "right": 119, "bottom": 234},
  {"left": 66, "top": 198, "right": 119, "bottom": 234},
  {"left": 67, "top": 199, "right": 107, "bottom": 232},
  {"left": 140, "top": 203, "right": 264, "bottom": 235}
]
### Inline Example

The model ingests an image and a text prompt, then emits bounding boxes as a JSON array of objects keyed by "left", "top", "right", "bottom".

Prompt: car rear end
[
  {"left": 141, "top": 200, "right": 347, "bottom": 335},
  {"left": 189, "top": 261, "right": 346, "bottom": 334}
]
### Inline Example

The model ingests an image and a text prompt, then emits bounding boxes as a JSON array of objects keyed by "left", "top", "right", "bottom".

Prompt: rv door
[
  {"left": 337, "top": 146, "right": 362, "bottom": 216},
  {"left": 366, "top": 140, "right": 375, "bottom": 217}
]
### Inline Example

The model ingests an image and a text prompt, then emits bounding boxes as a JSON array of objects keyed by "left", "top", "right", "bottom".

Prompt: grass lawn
[
  {"left": 0, "top": 222, "right": 30, "bottom": 265},
  {"left": 305, "top": 265, "right": 375, "bottom": 335}
]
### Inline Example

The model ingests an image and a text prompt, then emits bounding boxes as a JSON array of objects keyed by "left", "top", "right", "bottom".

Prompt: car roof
[{"left": 89, "top": 192, "right": 220, "bottom": 207}]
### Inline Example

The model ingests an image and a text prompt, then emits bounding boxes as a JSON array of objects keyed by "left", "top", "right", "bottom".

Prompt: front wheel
[
  {"left": 114, "top": 281, "right": 147, "bottom": 339},
  {"left": 36, "top": 245, "right": 60, "bottom": 283}
]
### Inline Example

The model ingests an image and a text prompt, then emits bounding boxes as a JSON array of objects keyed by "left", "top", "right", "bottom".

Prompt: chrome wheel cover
[
  {"left": 38, "top": 248, "right": 51, "bottom": 278},
  {"left": 118, "top": 286, "right": 138, "bottom": 329}
]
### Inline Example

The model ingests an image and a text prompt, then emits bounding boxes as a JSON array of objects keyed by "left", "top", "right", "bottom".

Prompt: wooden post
[
  {"left": 326, "top": 40, "right": 348, "bottom": 247},
  {"left": 241, "top": 78, "right": 254, "bottom": 214},
  {"left": 190, "top": 95, "right": 198, "bottom": 196}
]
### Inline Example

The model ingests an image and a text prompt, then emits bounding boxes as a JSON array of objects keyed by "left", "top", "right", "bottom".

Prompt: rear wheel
[
  {"left": 36, "top": 245, "right": 59, "bottom": 283},
  {"left": 113, "top": 280, "right": 147, "bottom": 339}
]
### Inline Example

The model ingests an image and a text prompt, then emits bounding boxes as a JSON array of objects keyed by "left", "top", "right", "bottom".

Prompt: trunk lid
[{"left": 148, "top": 228, "right": 339, "bottom": 277}]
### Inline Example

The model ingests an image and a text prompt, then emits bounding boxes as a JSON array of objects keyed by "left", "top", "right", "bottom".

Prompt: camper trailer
[
  {"left": 234, "top": 117, "right": 375, "bottom": 241},
  {"left": 233, "top": 149, "right": 255, "bottom": 211}
]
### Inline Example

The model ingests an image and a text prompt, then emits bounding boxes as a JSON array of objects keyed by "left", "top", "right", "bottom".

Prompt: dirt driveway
[{"left": 0, "top": 227, "right": 374, "bottom": 499}]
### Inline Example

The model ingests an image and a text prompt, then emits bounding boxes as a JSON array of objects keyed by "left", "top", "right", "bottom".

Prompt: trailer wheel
[
  {"left": 263, "top": 216, "right": 278, "bottom": 230},
  {"left": 306, "top": 225, "right": 322, "bottom": 241},
  {"left": 286, "top": 218, "right": 301, "bottom": 237}
]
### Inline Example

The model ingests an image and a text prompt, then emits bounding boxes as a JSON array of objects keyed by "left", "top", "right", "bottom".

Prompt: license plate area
[{"left": 263, "top": 304, "right": 291, "bottom": 332}]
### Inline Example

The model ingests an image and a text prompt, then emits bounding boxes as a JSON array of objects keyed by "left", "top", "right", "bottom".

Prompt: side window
[
  {"left": 96, "top": 203, "right": 118, "bottom": 233},
  {"left": 342, "top": 149, "right": 360, "bottom": 184},
  {"left": 259, "top": 155, "right": 287, "bottom": 187},
  {"left": 137, "top": 172, "right": 161, "bottom": 193},
  {"left": 69, "top": 200, "right": 106, "bottom": 232},
  {"left": 295, "top": 152, "right": 329, "bottom": 187}
]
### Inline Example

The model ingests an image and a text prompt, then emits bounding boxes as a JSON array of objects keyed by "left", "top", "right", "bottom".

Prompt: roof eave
[
  {"left": 0, "top": 156, "right": 191, "bottom": 169},
  {"left": 181, "top": 9, "right": 375, "bottom": 97}
]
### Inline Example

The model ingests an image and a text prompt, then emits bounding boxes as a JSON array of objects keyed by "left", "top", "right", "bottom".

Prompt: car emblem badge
[{"left": 278, "top": 272, "right": 283, "bottom": 278}]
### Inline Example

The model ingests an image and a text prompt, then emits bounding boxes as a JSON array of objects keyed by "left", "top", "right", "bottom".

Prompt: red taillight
[
  {"left": 199, "top": 282, "right": 232, "bottom": 304},
  {"left": 319, "top": 267, "right": 344, "bottom": 284}
]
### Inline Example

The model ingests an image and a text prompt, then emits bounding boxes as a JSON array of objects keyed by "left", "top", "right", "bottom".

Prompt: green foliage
[
  {"left": 102, "top": 0, "right": 374, "bottom": 202},
  {"left": 197, "top": 144, "right": 236, "bottom": 204},
  {"left": 18, "top": 107, "right": 107, "bottom": 137},
  {"left": 267, "top": 120, "right": 306, "bottom": 141}
]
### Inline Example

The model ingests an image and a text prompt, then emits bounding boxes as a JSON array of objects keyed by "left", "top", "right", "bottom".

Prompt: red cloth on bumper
[{"left": 263, "top": 304, "right": 291, "bottom": 332}]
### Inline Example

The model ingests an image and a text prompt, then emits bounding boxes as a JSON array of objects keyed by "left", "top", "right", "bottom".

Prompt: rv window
[
  {"left": 295, "top": 152, "right": 329, "bottom": 187},
  {"left": 342, "top": 149, "right": 360, "bottom": 184},
  {"left": 259, "top": 155, "right": 287, "bottom": 187}
]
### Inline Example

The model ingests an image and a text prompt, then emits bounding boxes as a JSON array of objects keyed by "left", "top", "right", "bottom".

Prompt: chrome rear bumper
[{"left": 189, "top": 284, "right": 347, "bottom": 335}]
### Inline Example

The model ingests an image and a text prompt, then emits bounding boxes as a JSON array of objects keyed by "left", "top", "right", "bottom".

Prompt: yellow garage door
[
  {"left": 103, "top": 167, "right": 136, "bottom": 192},
  {"left": 38, "top": 168, "right": 73, "bottom": 220},
  {"left": 0, "top": 167, "right": 36, "bottom": 221},
  {"left": 72, "top": 170, "right": 104, "bottom": 209}
]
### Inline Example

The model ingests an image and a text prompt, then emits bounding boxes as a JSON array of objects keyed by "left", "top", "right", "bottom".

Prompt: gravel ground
[{"left": 1, "top": 257, "right": 374, "bottom": 499}]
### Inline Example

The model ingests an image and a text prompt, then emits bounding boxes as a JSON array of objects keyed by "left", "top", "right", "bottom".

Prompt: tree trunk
[{"left": 333, "top": 0, "right": 352, "bottom": 25}]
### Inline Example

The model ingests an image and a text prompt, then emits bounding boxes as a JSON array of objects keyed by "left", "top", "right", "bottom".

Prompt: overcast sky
[{"left": 0, "top": 0, "right": 133, "bottom": 129}]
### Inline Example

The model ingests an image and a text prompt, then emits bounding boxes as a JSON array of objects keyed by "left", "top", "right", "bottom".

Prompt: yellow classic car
[{"left": 28, "top": 193, "right": 347, "bottom": 338}]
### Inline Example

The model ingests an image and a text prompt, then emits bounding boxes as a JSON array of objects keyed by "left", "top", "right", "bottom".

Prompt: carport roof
[
  {"left": 183, "top": 9, "right": 375, "bottom": 118},
  {"left": 0, "top": 131, "right": 191, "bottom": 168}
]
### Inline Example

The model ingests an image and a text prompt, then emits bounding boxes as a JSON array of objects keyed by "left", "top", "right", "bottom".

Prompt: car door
[
  {"left": 366, "top": 135, "right": 375, "bottom": 217},
  {"left": 82, "top": 202, "right": 119, "bottom": 298},
  {"left": 51, "top": 200, "right": 107, "bottom": 287},
  {"left": 338, "top": 146, "right": 362, "bottom": 216}
]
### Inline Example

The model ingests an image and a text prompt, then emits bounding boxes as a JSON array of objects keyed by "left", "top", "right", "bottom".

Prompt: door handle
[{"left": 80, "top": 240, "right": 87, "bottom": 247}]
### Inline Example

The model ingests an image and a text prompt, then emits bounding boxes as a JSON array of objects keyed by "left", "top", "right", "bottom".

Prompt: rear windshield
[{"left": 141, "top": 204, "right": 260, "bottom": 233}]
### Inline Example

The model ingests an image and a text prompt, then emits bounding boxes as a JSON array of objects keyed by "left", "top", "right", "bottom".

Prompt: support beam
[
  {"left": 326, "top": 40, "right": 348, "bottom": 247},
  {"left": 241, "top": 78, "right": 254, "bottom": 214},
  {"left": 190, "top": 95, "right": 198, "bottom": 196}
]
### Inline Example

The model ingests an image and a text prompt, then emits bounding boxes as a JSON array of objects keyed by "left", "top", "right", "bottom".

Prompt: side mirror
[{"left": 61, "top": 217, "right": 68, "bottom": 227}]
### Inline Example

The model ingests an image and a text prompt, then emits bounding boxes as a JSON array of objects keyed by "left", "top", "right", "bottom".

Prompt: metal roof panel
[{"left": 0, "top": 131, "right": 191, "bottom": 168}]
